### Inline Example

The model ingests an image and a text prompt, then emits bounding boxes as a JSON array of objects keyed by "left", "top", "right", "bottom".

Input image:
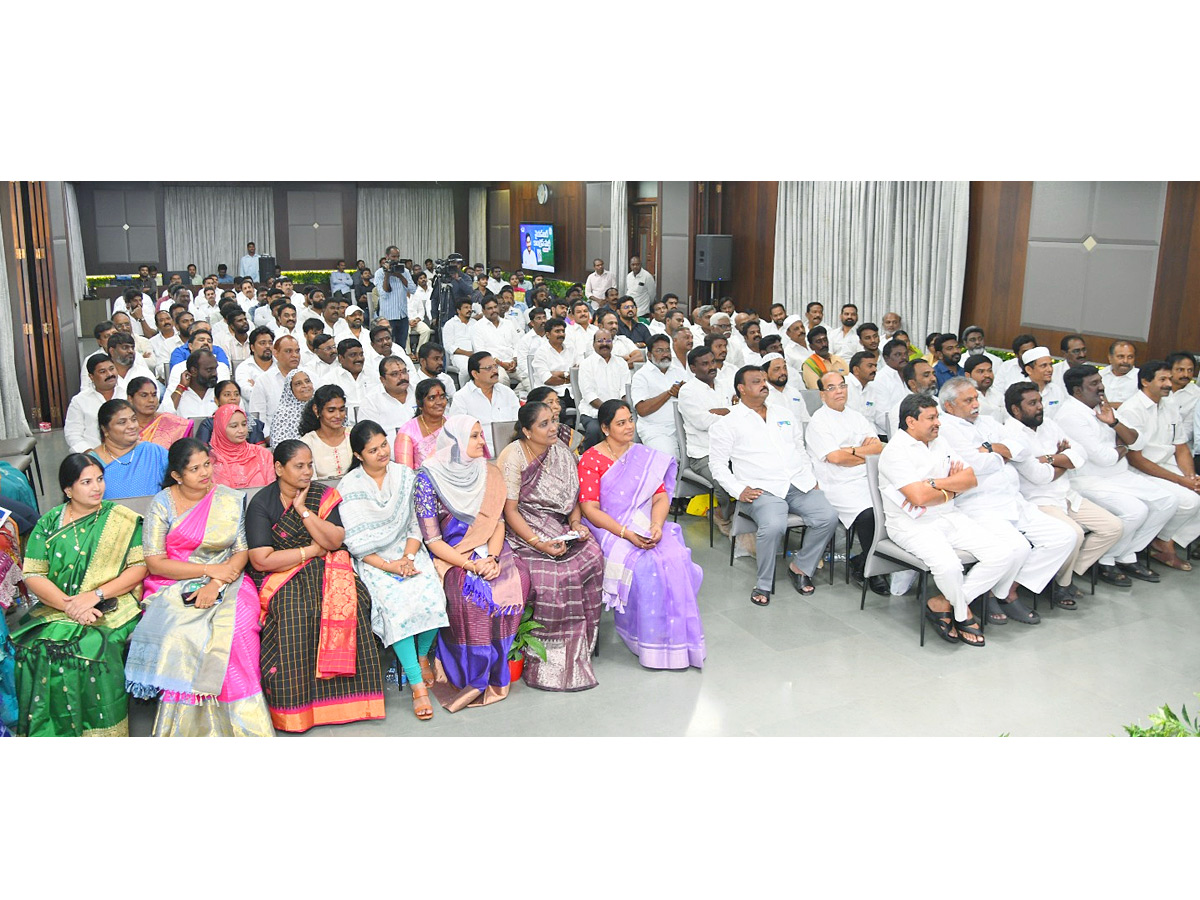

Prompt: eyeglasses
[
  {"left": 822, "top": 384, "right": 848, "bottom": 392},
  {"left": 478, "top": 364, "right": 499, "bottom": 372}
]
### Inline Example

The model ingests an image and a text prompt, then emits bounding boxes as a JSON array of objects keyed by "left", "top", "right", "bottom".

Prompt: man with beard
[
  {"left": 933, "top": 333, "right": 965, "bottom": 389},
  {"left": 964, "top": 354, "right": 1005, "bottom": 423},
  {"left": 103, "top": 332, "right": 155, "bottom": 397},
  {"left": 800, "top": 326, "right": 849, "bottom": 390},
  {"left": 881, "top": 311, "right": 902, "bottom": 343},
  {"left": 597, "top": 309, "right": 644, "bottom": 367},
  {"left": 885, "top": 359, "right": 937, "bottom": 438},
  {"left": 631, "top": 334, "right": 686, "bottom": 456},
  {"left": 450, "top": 351, "right": 520, "bottom": 425},
  {"left": 846, "top": 350, "right": 877, "bottom": 418},
  {"left": 710, "top": 366, "right": 838, "bottom": 605},
  {"left": 1004, "top": 382, "right": 1123, "bottom": 608},
  {"left": 65, "top": 355, "right": 119, "bottom": 452},
  {"left": 759, "top": 303, "right": 789, "bottom": 338},
  {"left": 166, "top": 349, "right": 220, "bottom": 417},
  {"left": 762, "top": 352, "right": 810, "bottom": 426},
  {"left": 828, "top": 303, "right": 863, "bottom": 359},
  {"left": 617, "top": 295, "right": 652, "bottom": 347},
  {"left": 166, "top": 324, "right": 230, "bottom": 391},
  {"left": 706, "top": 332, "right": 737, "bottom": 405},
  {"left": 360, "top": 357, "right": 415, "bottom": 439},
  {"left": 472, "top": 296, "right": 523, "bottom": 391},
  {"left": 961, "top": 325, "right": 1003, "bottom": 371},
  {"left": 236, "top": 326, "right": 278, "bottom": 400},
  {"left": 417, "top": 342, "right": 458, "bottom": 401},
  {"left": 216, "top": 304, "right": 253, "bottom": 368}
]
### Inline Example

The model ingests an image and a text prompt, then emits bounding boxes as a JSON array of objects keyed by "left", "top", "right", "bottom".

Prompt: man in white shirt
[
  {"left": 103, "top": 332, "right": 157, "bottom": 398},
  {"left": 441, "top": 297, "right": 476, "bottom": 383},
  {"left": 331, "top": 303, "right": 366, "bottom": 344},
  {"left": 163, "top": 349, "right": 219, "bottom": 417},
  {"left": 871, "top": 339, "right": 911, "bottom": 437},
  {"left": 1056, "top": 364, "right": 1178, "bottom": 586},
  {"left": 1018, "top": 347, "right": 1067, "bottom": 419},
  {"left": 149, "top": 309, "right": 181, "bottom": 370},
  {"left": 961, "top": 325, "right": 1004, "bottom": 373},
  {"left": 828, "top": 304, "right": 864, "bottom": 360},
  {"left": 763, "top": 353, "right": 810, "bottom": 425},
  {"left": 189, "top": 285, "right": 222, "bottom": 326},
  {"left": 710, "top": 366, "right": 838, "bottom": 605},
  {"left": 1050, "top": 333, "right": 1088, "bottom": 388},
  {"left": 65, "top": 355, "right": 119, "bottom": 452},
  {"left": 884, "top": 359, "right": 937, "bottom": 439},
  {"left": 484, "top": 265, "right": 506, "bottom": 297},
  {"left": 216, "top": 305, "right": 253, "bottom": 370},
  {"left": 689, "top": 305, "right": 715, "bottom": 347},
  {"left": 249, "top": 335, "right": 301, "bottom": 436},
  {"left": 804, "top": 301, "right": 824, "bottom": 332},
  {"left": 646, "top": 299, "right": 669, "bottom": 337},
  {"left": 235, "top": 326, "right": 278, "bottom": 401},
  {"left": 234, "top": 277, "right": 259, "bottom": 316},
  {"left": 360, "top": 357, "right": 415, "bottom": 439},
  {"left": 472, "top": 296, "right": 523, "bottom": 392},
  {"left": 595, "top": 310, "right": 643, "bottom": 367},
  {"left": 758, "top": 303, "right": 788, "bottom": 339},
  {"left": 677, "top": 345, "right": 735, "bottom": 528},
  {"left": 1164, "top": 352, "right": 1200, "bottom": 449},
  {"left": 781, "top": 315, "right": 812, "bottom": 374},
  {"left": 450, "top": 351, "right": 521, "bottom": 425},
  {"left": 1004, "top": 382, "right": 1123, "bottom": 606},
  {"left": 1101, "top": 340, "right": 1140, "bottom": 407},
  {"left": 238, "top": 242, "right": 261, "bottom": 279},
  {"left": 298, "top": 318, "right": 326, "bottom": 371},
  {"left": 993, "top": 334, "right": 1037, "bottom": 397},
  {"left": 1116, "top": 360, "right": 1200, "bottom": 566},
  {"left": 329, "top": 260, "right": 355, "bottom": 299},
  {"left": 361, "top": 324, "right": 419, "bottom": 392},
  {"left": 938, "top": 377, "right": 1077, "bottom": 617},
  {"left": 533, "top": 317, "right": 578, "bottom": 406},
  {"left": 585, "top": 258, "right": 616, "bottom": 305},
  {"left": 631, "top": 334, "right": 686, "bottom": 457},
  {"left": 567, "top": 300, "right": 599, "bottom": 362},
  {"left": 963, "top": 355, "right": 1005, "bottom": 423},
  {"left": 80, "top": 320, "right": 118, "bottom": 391},
  {"left": 416, "top": 342, "right": 458, "bottom": 401},
  {"left": 624, "top": 255, "right": 657, "bottom": 317},
  {"left": 326, "top": 339, "right": 369, "bottom": 424},
  {"left": 880, "top": 311, "right": 902, "bottom": 344},
  {"left": 407, "top": 270, "right": 434, "bottom": 354},
  {"left": 845, "top": 351, "right": 877, "bottom": 419},
  {"left": 804, "top": 370, "right": 889, "bottom": 593},
  {"left": 112, "top": 285, "right": 157, "bottom": 324},
  {"left": 306, "top": 335, "right": 341, "bottom": 388},
  {"left": 109, "top": 310, "right": 154, "bottom": 365},
  {"left": 577, "top": 329, "right": 632, "bottom": 448},
  {"left": 706, "top": 333, "right": 737, "bottom": 407},
  {"left": 877, "top": 393, "right": 1021, "bottom": 646},
  {"left": 669, "top": 323, "right": 695, "bottom": 378}
]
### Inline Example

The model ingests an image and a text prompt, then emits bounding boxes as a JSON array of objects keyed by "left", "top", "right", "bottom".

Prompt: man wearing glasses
[{"left": 448, "top": 351, "right": 520, "bottom": 424}]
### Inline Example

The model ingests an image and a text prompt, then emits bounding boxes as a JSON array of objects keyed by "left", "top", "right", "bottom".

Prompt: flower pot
[{"left": 508, "top": 658, "right": 524, "bottom": 682}]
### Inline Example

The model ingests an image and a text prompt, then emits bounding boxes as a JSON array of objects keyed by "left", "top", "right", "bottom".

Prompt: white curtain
[
  {"left": 0, "top": 241, "right": 32, "bottom": 438},
  {"left": 65, "top": 183, "right": 87, "bottom": 305},
  {"left": 609, "top": 181, "right": 629, "bottom": 289},
  {"left": 773, "top": 181, "right": 969, "bottom": 341},
  {"left": 356, "top": 187, "right": 456, "bottom": 266},
  {"left": 468, "top": 187, "right": 487, "bottom": 267},
  {"left": 163, "top": 185, "right": 275, "bottom": 275}
]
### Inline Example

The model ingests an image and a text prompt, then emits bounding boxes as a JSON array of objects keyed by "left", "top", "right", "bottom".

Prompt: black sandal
[
  {"left": 751, "top": 589, "right": 770, "bottom": 607},
  {"left": 925, "top": 605, "right": 958, "bottom": 644},
  {"left": 955, "top": 613, "right": 986, "bottom": 647},
  {"left": 998, "top": 596, "right": 1040, "bottom": 625}
]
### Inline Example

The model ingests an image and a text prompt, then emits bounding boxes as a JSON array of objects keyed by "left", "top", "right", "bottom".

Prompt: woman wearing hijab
[
  {"left": 270, "top": 370, "right": 312, "bottom": 449},
  {"left": 208, "top": 404, "right": 277, "bottom": 490},
  {"left": 413, "top": 416, "right": 531, "bottom": 711}
]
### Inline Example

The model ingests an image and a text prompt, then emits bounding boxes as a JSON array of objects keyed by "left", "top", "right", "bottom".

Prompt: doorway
[{"left": 631, "top": 199, "right": 658, "bottom": 275}]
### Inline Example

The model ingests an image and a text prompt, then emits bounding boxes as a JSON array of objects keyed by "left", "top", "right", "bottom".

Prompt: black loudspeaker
[
  {"left": 258, "top": 256, "right": 276, "bottom": 283},
  {"left": 694, "top": 234, "right": 732, "bottom": 281}
]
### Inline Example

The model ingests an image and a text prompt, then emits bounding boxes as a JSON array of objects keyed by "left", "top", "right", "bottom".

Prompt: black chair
[{"left": 671, "top": 405, "right": 715, "bottom": 547}]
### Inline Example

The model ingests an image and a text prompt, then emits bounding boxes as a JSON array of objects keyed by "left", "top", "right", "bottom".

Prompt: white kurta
[{"left": 804, "top": 405, "right": 874, "bottom": 527}]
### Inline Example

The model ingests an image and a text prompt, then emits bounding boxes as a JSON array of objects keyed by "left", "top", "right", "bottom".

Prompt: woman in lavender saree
[
  {"left": 415, "top": 416, "right": 531, "bottom": 711},
  {"left": 578, "top": 400, "right": 705, "bottom": 670},
  {"left": 124, "top": 439, "right": 274, "bottom": 737}
]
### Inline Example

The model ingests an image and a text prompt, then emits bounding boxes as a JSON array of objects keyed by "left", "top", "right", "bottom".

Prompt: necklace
[
  {"left": 603, "top": 439, "right": 629, "bottom": 464},
  {"left": 61, "top": 502, "right": 92, "bottom": 553},
  {"left": 99, "top": 441, "right": 134, "bottom": 464},
  {"left": 419, "top": 414, "right": 443, "bottom": 437}
]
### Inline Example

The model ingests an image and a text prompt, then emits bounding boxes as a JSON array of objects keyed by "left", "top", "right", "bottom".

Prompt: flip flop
[{"left": 751, "top": 589, "right": 770, "bottom": 607}]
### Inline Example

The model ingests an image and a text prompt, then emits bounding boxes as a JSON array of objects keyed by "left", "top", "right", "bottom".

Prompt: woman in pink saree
[
  {"left": 578, "top": 399, "right": 705, "bottom": 670},
  {"left": 124, "top": 438, "right": 274, "bottom": 736},
  {"left": 128, "top": 375, "right": 194, "bottom": 449},
  {"left": 394, "top": 377, "right": 449, "bottom": 469}
]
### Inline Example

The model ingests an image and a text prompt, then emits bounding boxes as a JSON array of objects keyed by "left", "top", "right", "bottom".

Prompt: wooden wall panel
[
  {"left": 506, "top": 182, "right": 588, "bottom": 283},
  {"left": 717, "top": 181, "right": 777, "bottom": 316},
  {"left": 1147, "top": 182, "right": 1200, "bottom": 359}
]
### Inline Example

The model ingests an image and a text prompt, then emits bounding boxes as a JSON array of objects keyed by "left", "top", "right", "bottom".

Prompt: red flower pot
[{"left": 508, "top": 658, "right": 524, "bottom": 682}]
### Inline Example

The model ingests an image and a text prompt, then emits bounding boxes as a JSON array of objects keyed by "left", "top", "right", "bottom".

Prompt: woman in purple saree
[{"left": 578, "top": 399, "right": 705, "bottom": 669}]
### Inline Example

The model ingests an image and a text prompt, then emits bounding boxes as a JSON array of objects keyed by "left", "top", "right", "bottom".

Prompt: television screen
[{"left": 519, "top": 222, "right": 556, "bottom": 273}]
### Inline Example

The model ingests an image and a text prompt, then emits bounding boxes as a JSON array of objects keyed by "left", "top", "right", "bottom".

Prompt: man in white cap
[
  {"left": 763, "top": 352, "right": 811, "bottom": 425},
  {"left": 781, "top": 315, "right": 812, "bottom": 373},
  {"left": 333, "top": 303, "right": 367, "bottom": 343},
  {"left": 1018, "top": 345, "right": 1068, "bottom": 418},
  {"left": 938, "top": 376, "right": 1077, "bottom": 620}
]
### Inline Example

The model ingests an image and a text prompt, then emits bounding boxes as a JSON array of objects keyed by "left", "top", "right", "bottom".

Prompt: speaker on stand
[
  {"left": 258, "top": 255, "right": 276, "bottom": 284},
  {"left": 694, "top": 235, "right": 732, "bottom": 303}
]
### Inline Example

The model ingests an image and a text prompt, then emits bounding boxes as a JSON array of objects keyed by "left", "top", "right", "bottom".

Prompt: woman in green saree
[{"left": 12, "top": 454, "right": 147, "bottom": 736}]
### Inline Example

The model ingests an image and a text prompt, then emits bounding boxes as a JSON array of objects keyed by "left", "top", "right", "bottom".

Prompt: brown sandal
[
  {"left": 411, "top": 684, "right": 434, "bottom": 720},
  {"left": 418, "top": 655, "right": 435, "bottom": 686}
]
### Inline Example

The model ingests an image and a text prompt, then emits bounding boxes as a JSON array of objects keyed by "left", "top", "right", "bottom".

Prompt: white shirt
[
  {"left": 870, "top": 365, "right": 908, "bottom": 437},
  {"left": 418, "top": 370, "right": 457, "bottom": 400},
  {"left": 677, "top": 378, "right": 729, "bottom": 459},
  {"left": 471, "top": 317, "right": 520, "bottom": 364},
  {"left": 331, "top": 320, "right": 366, "bottom": 345},
  {"left": 577, "top": 352, "right": 631, "bottom": 414},
  {"left": 625, "top": 268, "right": 657, "bottom": 316},
  {"left": 993, "top": 357, "right": 1026, "bottom": 396},
  {"left": 533, "top": 341, "right": 579, "bottom": 398},
  {"left": 1004, "top": 416, "right": 1086, "bottom": 510},
  {"left": 877, "top": 428, "right": 965, "bottom": 523},
  {"left": 765, "top": 381, "right": 811, "bottom": 428},
  {"left": 1055, "top": 395, "right": 1146, "bottom": 481},
  {"left": 149, "top": 332, "right": 182, "bottom": 370},
  {"left": 1038, "top": 380, "right": 1068, "bottom": 419},
  {"left": 936, "top": 413, "right": 1023, "bottom": 523},
  {"left": 449, "top": 381, "right": 520, "bottom": 425},
  {"left": 845, "top": 375, "right": 871, "bottom": 417},
  {"left": 710, "top": 402, "right": 817, "bottom": 501},
  {"left": 408, "top": 284, "right": 432, "bottom": 321},
  {"left": 248, "top": 366, "right": 289, "bottom": 434},
  {"left": 1116, "top": 389, "right": 1184, "bottom": 470},
  {"left": 631, "top": 362, "right": 686, "bottom": 437},
  {"left": 168, "top": 387, "right": 217, "bottom": 418},
  {"left": 235, "top": 357, "right": 276, "bottom": 402},
  {"left": 442, "top": 316, "right": 475, "bottom": 361},
  {"left": 238, "top": 253, "right": 261, "bottom": 278},
  {"left": 611, "top": 333, "right": 639, "bottom": 362},
  {"left": 1101, "top": 367, "right": 1140, "bottom": 404},
  {"left": 828, "top": 326, "right": 863, "bottom": 360},
  {"left": 975, "top": 385, "right": 1007, "bottom": 423},
  {"left": 306, "top": 358, "right": 341, "bottom": 389},
  {"left": 567, "top": 322, "right": 599, "bottom": 360},
  {"left": 713, "top": 364, "right": 737, "bottom": 409},
  {"left": 64, "top": 388, "right": 109, "bottom": 452},
  {"left": 646, "top": 319, "right": 668, "bottom": 337},
  {"left": 113, "top": 360, "right": 158, "bottom": 398},
  {"left": 360, "top": 390, "right": 416, "bottom": 438},
  {"left": 329, "top": 368, "right": 370, "bottom": 418},
  {"left": 805, "top": 404, "right": 876, "bottom": 527},
  {"left": 189, "top": 295, "right": 223, "bottom": 325},
  {"left": 165, "top": 359, "right": 230, "bottom": 394},
  {"left": 784, "top": 339, "right": 813, "bottom": 374},
  {"left": 254, "top": 305, "right": 277, "bottom": 328},
  {"left": 1166, "top": 381, "right": 1200, "bottom": 449},
  {"left": 585, "top": 269, "right": 616, "bottom": 302}
]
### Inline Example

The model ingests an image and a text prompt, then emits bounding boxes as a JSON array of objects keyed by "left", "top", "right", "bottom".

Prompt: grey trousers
[{"left": 744, "top": 485, "right": 839, "bottom": 593}]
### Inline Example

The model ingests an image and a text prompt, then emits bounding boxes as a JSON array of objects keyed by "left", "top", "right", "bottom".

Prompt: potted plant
[{"left": 508, "top": 605, "right": 547, "bottom": 682}]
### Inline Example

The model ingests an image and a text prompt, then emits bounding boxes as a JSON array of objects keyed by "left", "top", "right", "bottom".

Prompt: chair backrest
[
  {"left": 568, "top": 366, "right": 582, "bottom": 408},
  {"left": 801, "top": 389, "right": 823, "bottom": 416},
  {"left": 861, "top": 454, "right": 908, "bottom": 578},
  {"left": 490, "top": 420, "right": 517, "bottom": 455},
  {"left": 527, "top": 351, "right": 538, "bottom": 388},
  {"left": 116, "top": 494, "right": 155, "bottom": 518},
  {"left": 672, "top": 403, "right": 689, "bottom": 461}
]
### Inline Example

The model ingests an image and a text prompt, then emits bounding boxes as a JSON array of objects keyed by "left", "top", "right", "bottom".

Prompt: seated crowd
[{"left": 4, "top": 250, "right": 1199, "bottom": 737}]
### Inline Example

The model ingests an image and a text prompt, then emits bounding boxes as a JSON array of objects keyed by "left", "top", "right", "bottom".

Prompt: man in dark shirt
[
  {"left": 933, "top": 332, "right": 965, "bottom": 389},
  {"left": 617, "top": 295, "right": 652, "bottom": 347}
]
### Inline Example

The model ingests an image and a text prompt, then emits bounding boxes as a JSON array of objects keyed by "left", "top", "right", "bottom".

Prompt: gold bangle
[
  {"left": 619, "top": 525, "right": 626, "bottom": 540},
  {"left": 939, "top": 489, "right": 950, "bottom": 504}
]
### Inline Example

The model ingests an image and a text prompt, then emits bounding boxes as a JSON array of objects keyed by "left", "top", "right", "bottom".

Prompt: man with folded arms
[
  {"left": 678, "top": 345, "right": 734, "bottom": 533},
  {"left": 1056, "top": 364, "right": 1177, "bottom": 586},
  {"left": 1004, "top": 382, "right": 1123, "bottom": 608},
  {"left": 938, "top": 377, "right": 1075, "bottom": 622},
  {"left": 1115, "top": 360, "right": 1200, "bottom": 570},
  {"left": 804, "top": 371, "right": 888, "bottom": 594},
  {"left": 577, "top": 329, "right": 632, "bottom": 448},
  {"left": 710, "top": 366, "right": 838, "bottom": 606},
  {"left": 877, "top": 393, "right": 1019, "bottom": 646}
]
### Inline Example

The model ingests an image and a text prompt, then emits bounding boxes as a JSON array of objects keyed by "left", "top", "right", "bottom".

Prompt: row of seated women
[{"left": 3, "top": 396, "right": 705, "bottom": 736}]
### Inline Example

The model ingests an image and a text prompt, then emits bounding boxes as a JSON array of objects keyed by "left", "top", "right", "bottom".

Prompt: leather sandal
[
  {"left": 750, "top": 589, "right": 770, "bottom": 607},
  {"left": 925, "top": 605, "right": 958, "bottom": 644},
  {"left": 954, "top": 613, "right": 986, "bottom": 647},
  {"left": 411, "top": 684, "right": 434, "bottom": 721},
  {"left": 998, "top": 596, "right": 1040, "bottom": 625},
  {"left": 418, "top": 655, "right": 435, "bottom": 687}
]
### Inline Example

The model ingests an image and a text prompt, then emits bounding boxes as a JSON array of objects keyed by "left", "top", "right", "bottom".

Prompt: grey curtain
[
  {"left": 772, "top": 181, "right": 969, "bottom": 340},
  {"left": 163, "top": 185, "right": 275, "bottom": 276},
  {"left": 0, "top": 241, "right": 31, "bottom": 438},
  {"left": 65, "top": 183, "right": 87, "bottom": 308},
  {"left": 468, "top": 187, "right": 487, "bottom": 267},
  {"left": 356, "top": 187, "right": 456, "bottom": 266},
  {"left": 609, "top": 181, "right": 629, "bottom": 290}
]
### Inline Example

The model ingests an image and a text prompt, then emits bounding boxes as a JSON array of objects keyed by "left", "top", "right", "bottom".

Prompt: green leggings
[{"left": 392, "top": 628, "right": 438, "bottom": 687}]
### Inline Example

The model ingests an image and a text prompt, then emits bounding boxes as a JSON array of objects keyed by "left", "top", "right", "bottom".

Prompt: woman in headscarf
[
  {"left": 413, "top": 416, "right": 530, "bottom": 711},
  {"left": 208, "top": 404, "right": 277, "bottom": 490},
  {"left": 269, "top": 369, "right": 312, "bottom": 449}
]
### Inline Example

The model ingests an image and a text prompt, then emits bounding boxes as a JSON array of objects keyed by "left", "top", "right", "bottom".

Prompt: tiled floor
[{"left": 15, "top": 428, "right": 1199, "bottom": 737}]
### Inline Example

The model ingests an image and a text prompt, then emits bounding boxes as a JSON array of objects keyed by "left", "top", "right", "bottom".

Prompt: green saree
[{"left": 12, "top": 501, "right": 144, "bottom": 737}]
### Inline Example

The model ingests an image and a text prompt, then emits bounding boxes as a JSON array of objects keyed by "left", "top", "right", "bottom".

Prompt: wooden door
[{"left": 631, "top": 201, "right": 658, "bottom": 275}]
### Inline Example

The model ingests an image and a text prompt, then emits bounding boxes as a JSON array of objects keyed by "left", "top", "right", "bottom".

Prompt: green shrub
[{"left": 1124, "top": 694, "right": 1200, "bottom": 736}]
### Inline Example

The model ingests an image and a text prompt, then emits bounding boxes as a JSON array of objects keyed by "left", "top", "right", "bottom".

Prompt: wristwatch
[
  {"left": 403, "top": 553, "right": 417, "bottom": 562},
  {"left": 982, "top": 441, "right": 993, "bottom": 452},
  {"left": 300, "top": 509, "right": 311, "bottom": 519},
  {"left": 927, "top": 478, "right": 937, "bottom": 488},
  {"left": 95, "top": 587, "right": 106, "bottom": 601}
]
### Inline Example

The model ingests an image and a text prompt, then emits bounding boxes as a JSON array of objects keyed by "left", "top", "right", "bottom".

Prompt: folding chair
[{"left": 0, "top": 437, "right": 43, "bottom": 495}]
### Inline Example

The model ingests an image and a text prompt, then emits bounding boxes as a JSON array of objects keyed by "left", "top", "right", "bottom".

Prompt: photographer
[{"left": 374, "top": 245, "right": 415, "bottom": 349}]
